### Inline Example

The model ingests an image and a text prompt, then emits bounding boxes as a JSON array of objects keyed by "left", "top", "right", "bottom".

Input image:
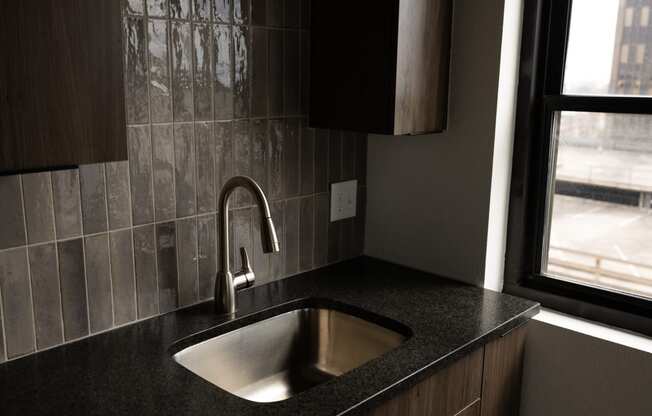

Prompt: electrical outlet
[{"left": 330, "top": 180, "right": 357, "bottom": 222}]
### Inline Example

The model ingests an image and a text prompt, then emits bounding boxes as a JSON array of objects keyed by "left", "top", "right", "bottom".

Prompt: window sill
[{"left": 533, "top": 307, "right": 652, "bottom": 354}]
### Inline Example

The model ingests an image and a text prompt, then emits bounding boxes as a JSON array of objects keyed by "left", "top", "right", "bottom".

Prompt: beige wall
[
  {"left": 521, "top": 320, "right": 652, "bottom": 416},
  {"left": 365, "top": 0, "right": 507, "bottom": 285}
]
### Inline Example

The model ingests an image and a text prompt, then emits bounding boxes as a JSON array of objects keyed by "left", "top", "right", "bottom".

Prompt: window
[
  {"left": 625, "top": 7, "right": 634, "bottom": 26},
  {"left": 642, "top": 6, "right": 650, "bottom": 26},
  {"left": 636, "top": 44, "right": 646, "bottom": 64},
  {"left": 506, "top": 0, "right": 652, "bottom": 336}
]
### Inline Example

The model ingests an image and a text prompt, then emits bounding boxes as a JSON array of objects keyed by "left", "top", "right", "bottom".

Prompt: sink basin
[{"left": 172, "top": 306, "right": 408, "bottom": 403}]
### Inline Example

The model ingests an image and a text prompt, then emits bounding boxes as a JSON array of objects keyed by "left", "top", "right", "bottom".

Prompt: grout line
[
  {"left": 0, "top": 272, "right": 8, "bottom": 362},
  {"left": 18, "top": 176, "right": 38, "bottom": 352},
  {"left": 102, "top": 166, "right": 117, "bottom": 330},
  {"left": 47, "top": 172, "right": 66, "bottom": 349},
  {"left": 77, "top": 171, "right": 92, "bottom": 339}
]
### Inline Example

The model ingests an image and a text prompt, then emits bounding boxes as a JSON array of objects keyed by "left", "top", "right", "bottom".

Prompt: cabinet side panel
[
  {"left": 394, "top": 0, "right": 453, "bottom": 135},
  {"left": 481, "top": 324, "right": 528, "bottom": 416}
]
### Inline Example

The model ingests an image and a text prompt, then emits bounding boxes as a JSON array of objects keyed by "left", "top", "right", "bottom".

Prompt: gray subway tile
[
  {"left": 251, "top": 0, "right": 266, "bottom": 25},
  {"left": 151, "top": 124, "right": 176, "bottom": 221},
  {"left": 301, "top": 122, "right": 315, "bottom": 195},
  {"left": 329, "top": 130, "right": 342, "bottom": 183},
  {"left": 196, "top": 122, "right": 216, "bottom": 214},
  {"left": 84, "top": 234, "right": 113, "bottom": 334},
  {"left": 198, "top": 215, "right": 217, "bottom": 300},
  {"left": 193, "top": 0, "right": 212, "bottom": 20},
  {"left": 314, "top": 129, "right": 329, "bottom": 193},
  {"left": 213, "top": 24, "right": 234, "bottom": 120},
  {"left": 213, "top": 0, "right": 232, "bottom": 23},
  {"left": 125, "top": 17, "right": 149, "bottom": 124},
  {"left": 29, "top": 244, "right": 64, "bottom": 350},
  {"left": 251, "top": 119, "right": 268, "bottom": 195},
  {"left": 252, "top": 208, "right": 271, "bottom": 285},
  {"left": 268, "top": 119, "right": 284, "bottom": 200},
  {"left": 233, "top": 120, "right": 252, "bottom": 207},
  {"left": 0, "top": 290, "right": 4, "bottom": 362},
  {"left": 105, "top": 161, "right": 132, "bottom": 230},
  {"left": 110, "top": 230, "right": 137, "bottom": 326},
  {"left": 269, "top": 29, "right": 284, "bottom": 117},
  {"left": 284, "top": 198, "right": 299, "bottom": 275},
  {"left": 51, "top": 169, "right": 83, "bottom": 239},
  {"left": 233, "top": 25, "right": 250, "bottom": 118},
  {"left": 299, "top": 196, "right": 314, "bottom": 272},
  {"left": 148, "top": 19, "right": 173, "bottom": 123},
  {"left": 133, "top": 225, "right": 159, "bottom": 318},
  {"left": 171, "top": 21, "right": 194, "bottom": 122},
  {"left": 215, "top": 121, "right": 234, "bottom": 195},
  {"left": 156, "top": 222, "right": 179, "bottom": 313},
  {"left": 251, "top": 28, "right": 268, "bottom": 118},
  {"left": 0, "top": 248, "right": 35, "bottom": 358},
  {"left": 128, "top": 125, "right": 155, "bottom": 225},
  {"left": 327, "top": 219, "right": 341, "bottom": 264},
  {"left": 177, "top": 217, "right": 198, "bottom": 307},
  {"left": 269, "top": 200, "right": 285, "bottom": 279},
  {"left": 285, "top": 0, "right": 300, "bottom": 28},
  {"left": 79, "top": 164, "right": 108, "bottom": 235},
  {"left": 232, "top": 208, "right": 253, "bottom": 272},
  {"left": 125, "top": 0, "right": 145, "bottom": 15},
  {"left": 58, "top": 239, "right": 89, "bottom": 341},
  {"left": 22, "top": 173, "right": 54, "bottom": 244},
  {"left": 0, "top": 176, "right": 26, "bottom": 250},
  {"left": 148, "top": 0, "right": 169, "bottom": 16},
  {"left": 193, "top": 23, "right": 213, "bottom": 121},
  {"left": 284, "top": 118, "right": 300, "bottom": 198},
  {"left": 342, "top": 131, "right": 356, "bottom": 181},
  {"left": 267, "top": 0, "right": 285, "bottom": 27},
  {"left": 234, "top": 0, "right": 250, "bottom": 24},
  {"left": 356, "top": 133, "right": 368, "bottom": 185},
  {"left": 314, "top": 193, "right": 329, "bottom": 267},
  {"left": 284, "top": 30, "right": 300, "bottom": 115},
  {"left": 174, "top": 123, "right": 197, "bottom": 217},
  {"left": 170, "top": 0, "right": 192, "bottom": 19}
]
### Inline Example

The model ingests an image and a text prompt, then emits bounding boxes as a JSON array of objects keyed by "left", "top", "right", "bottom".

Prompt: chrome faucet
[{"left": 215, "top": 176, "right": 280, "bottom": 315}]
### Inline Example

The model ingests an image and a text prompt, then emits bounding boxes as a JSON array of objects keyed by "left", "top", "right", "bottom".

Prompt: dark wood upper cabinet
[
  {"left": 310, "top": 0, "right": 453, "bottom": 136},
  {"left": 0, "top": 0, "right": 127, "bottom": 174}
]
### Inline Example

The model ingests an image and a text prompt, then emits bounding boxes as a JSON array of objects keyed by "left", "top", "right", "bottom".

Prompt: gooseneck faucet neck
[{"left": 215, "top": 176, "right": 280, "bottom": 315}]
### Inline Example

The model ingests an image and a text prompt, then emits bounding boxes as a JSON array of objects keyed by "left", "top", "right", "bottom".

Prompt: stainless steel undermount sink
[{"left": 172, "top": 306, "right": 409, "bottom": 403}]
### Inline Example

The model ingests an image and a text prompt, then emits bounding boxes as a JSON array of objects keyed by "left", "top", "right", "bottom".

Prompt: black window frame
[{"left": 505, "top": 0, "right": 652, "bottom": 336}]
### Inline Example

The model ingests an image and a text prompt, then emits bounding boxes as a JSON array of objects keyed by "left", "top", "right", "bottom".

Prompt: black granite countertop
[{"left": 0, "top": 257, "right": 539, "bottom": 416}]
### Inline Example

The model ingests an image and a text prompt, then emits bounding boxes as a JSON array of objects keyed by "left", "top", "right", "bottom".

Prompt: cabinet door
[
  {"left": 455, "top": 400, "right": 481, "bottom": 416},
  {"left": 0, "top": 0, "right": 126, "bottom": 173},
  {"left": 370, "top": 347, "right": 483, "bottom": 416},
  {"left": 481, "top": 324, "right": 528, "bottom": 416}
]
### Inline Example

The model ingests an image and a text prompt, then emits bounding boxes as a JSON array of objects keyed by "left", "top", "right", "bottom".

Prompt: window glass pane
[
  {"left": 563, "top": 0, "right": 652, "bottom": 96},
  {"left": 544, "top": 111, "right": 652, "bottom": 300}
]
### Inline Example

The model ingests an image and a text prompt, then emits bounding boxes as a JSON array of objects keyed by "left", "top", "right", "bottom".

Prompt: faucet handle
[{"left": 239, "top": 247, "right": 253, "bottom": 273}]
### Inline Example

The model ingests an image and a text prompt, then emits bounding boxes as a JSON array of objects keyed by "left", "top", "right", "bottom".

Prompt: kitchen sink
[{"left": 172, "top": 306, "right": 409, "bottom": 403}]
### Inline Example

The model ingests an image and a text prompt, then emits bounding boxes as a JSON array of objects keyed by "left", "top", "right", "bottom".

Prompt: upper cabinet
[
  {"left": 0, "top": 0, "right": 127, "bottom": 174},
  {"left": 310, "top": 0, "right": 453, "bottom": 136}
]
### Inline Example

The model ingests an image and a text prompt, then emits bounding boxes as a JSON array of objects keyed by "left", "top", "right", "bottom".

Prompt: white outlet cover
[{"left": 330, "top": 180, "right": 358, "bottom": 222}]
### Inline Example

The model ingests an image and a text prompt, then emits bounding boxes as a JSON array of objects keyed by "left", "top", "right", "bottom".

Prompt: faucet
[{"left": 215, "top": 176, "right": 280, "bottom": 315}]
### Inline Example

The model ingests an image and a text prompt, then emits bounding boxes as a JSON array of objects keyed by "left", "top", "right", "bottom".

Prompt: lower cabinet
[{"left": 369, "top": 323, "right": 528, "bottom": 416}]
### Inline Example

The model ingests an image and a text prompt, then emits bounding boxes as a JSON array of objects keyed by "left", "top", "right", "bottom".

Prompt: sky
[{"left": 563, "top": 0, "right": 621, "bottom": 94}]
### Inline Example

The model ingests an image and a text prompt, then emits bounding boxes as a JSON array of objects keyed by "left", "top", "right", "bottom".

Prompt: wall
[
  {"left": 521, "top": 320, "right": 652, "bottom": 416},
  {"left": 0, "top": 0, "right": 366, "bottom": 363},
  {"left": 365, "top": 0, "right": 507, "bottom": 286}
]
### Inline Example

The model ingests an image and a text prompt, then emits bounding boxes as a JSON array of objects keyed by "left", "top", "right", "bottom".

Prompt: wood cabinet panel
[
  {"left": 310, "top": 0, "right": 452, "bottom": 135},
  {"left": 455, "top": 400, "right": 481, "bottom": 416},
  {"left": 481, "top": 324, "right": 528, "bottom": 416},
  {"left": 0, "top": 0, "right": 127, "bottom": 174},
  {"left": 369, "top": 347, "right": 483, "bottom": 416}
]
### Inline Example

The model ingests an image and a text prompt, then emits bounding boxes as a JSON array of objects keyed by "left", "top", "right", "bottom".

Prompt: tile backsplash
[{"left": 0, "top": 0, "right": 366, "bottom": 363}]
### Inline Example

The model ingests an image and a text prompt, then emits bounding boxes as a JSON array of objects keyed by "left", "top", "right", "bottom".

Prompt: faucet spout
[{"left": 215, "top": 176, "right": 280, "bottom": 315}]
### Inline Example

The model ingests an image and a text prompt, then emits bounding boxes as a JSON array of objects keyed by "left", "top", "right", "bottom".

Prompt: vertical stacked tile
[{"left": 0, "top": 0, "right": 369, "bottom": 364}]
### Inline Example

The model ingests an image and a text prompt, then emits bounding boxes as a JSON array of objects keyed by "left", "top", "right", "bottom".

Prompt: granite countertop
[{"left": 0, "top": 257, "right": 539, "bottom": 416}]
